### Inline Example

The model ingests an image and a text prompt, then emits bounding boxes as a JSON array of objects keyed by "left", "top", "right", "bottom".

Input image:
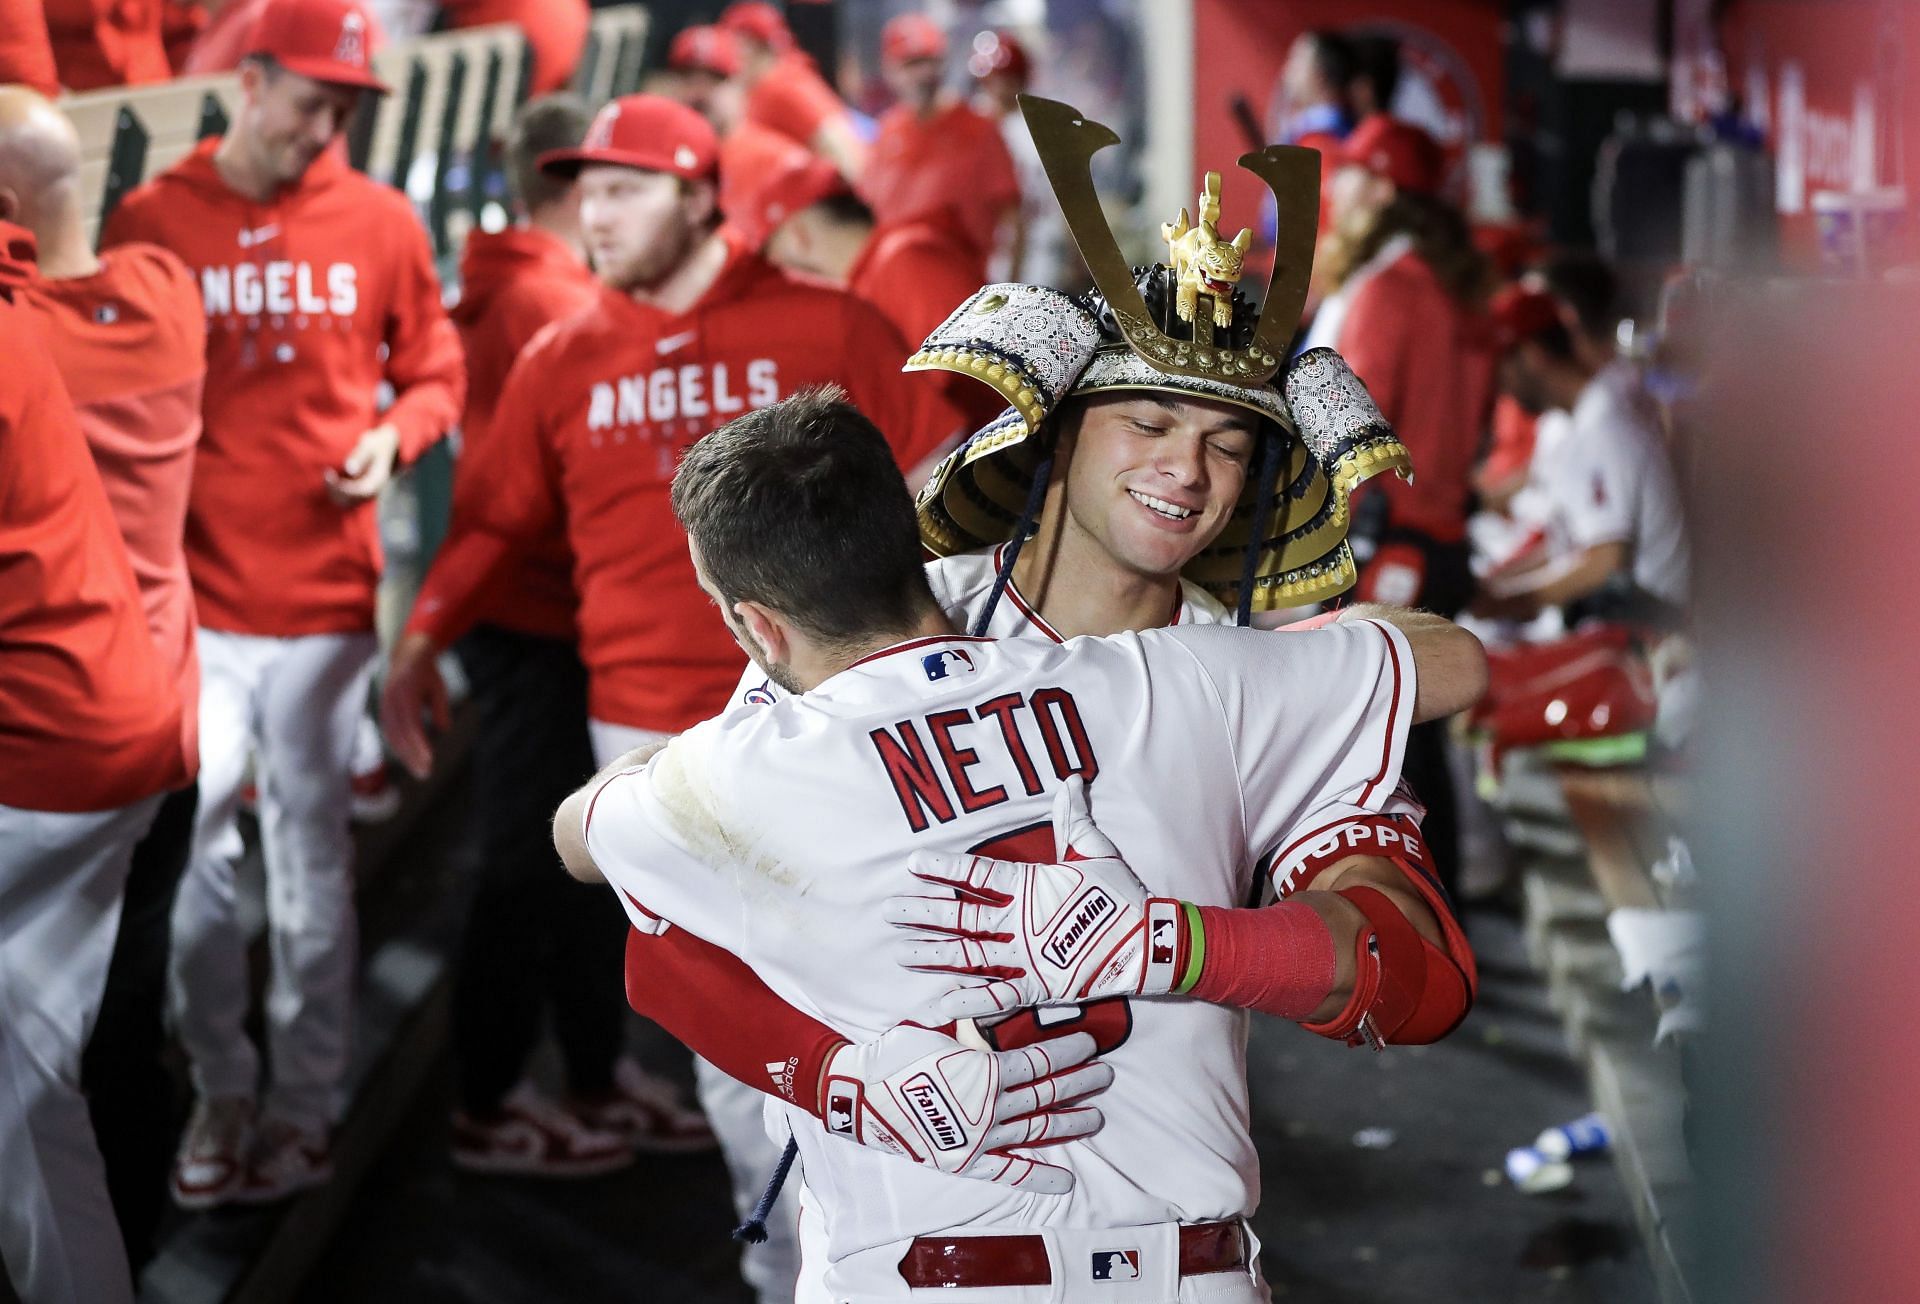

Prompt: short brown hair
[
  {"left": 506, "top": 94, "right": 590, "bottom": 213},
  {"left": 672, "top": 387, "right": 937, "bottom": 646}
]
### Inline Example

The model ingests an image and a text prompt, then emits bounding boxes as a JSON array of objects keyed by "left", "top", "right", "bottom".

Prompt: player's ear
[{"left": 734, "top": 599, "right": 788, "bottom": 663}]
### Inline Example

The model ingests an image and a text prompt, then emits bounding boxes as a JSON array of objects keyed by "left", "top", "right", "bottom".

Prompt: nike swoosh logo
[
  {"left": 657, "top": 330, "right": 698, "bottom": 356},
  {"left": 238, "top": 224, "right": 279, "bottom": 248}
]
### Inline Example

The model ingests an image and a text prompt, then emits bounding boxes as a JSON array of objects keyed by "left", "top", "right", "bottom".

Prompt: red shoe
[
  {"left": 234, "top": 1118, "right": 332, "bottom": 1204},
  {"left": 569, "top": 1058, "right": 717, "bottom": 1154},
  {"left": 452, "top": 1085, "right": 634, "bottom": 1178}
]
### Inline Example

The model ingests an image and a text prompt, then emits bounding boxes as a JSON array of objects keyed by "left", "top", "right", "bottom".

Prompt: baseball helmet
[{"left": 909, "top": 96, "right": 1411, "bottom": 620}]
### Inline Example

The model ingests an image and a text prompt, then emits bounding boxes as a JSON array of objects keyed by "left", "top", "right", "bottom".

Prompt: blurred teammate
[
  {"left": 442, "top": 0, "right": 589, "bottom": 95},
  {"left": 968, "top": 28, "right": 1060, "bottom": 283},
  {"left": 861, "top": 13, "right": 1022, "bottom": 275},
  {"left": 756, "top": 155, "right": 993, "bottom": 429},
  {"left": 0, "top": 0, "right": 59, "bottom": 93},
  {"left": 380, "top": 93, "right": 954, "bottom": 1303},
  {"left": 42, "top": 0, "right": 172, "bottom": 89},
  {"left": 2, "top": 86, "right": 207, "bottom": 1270},
  {"left": 435, "top": 93, "right": 711, "bottom": 1174},
  {"left": 662, "top": 21, "right": 812, "bottom": 250},
  {"left": 0, "top": 221, "right": 186, "bottom": 1304},
  {"left": 720, "top": 2, "right": 865, "bottom": 178},
  {"left": 103, "top": 0, "right": 465, "bottom": 1209}
]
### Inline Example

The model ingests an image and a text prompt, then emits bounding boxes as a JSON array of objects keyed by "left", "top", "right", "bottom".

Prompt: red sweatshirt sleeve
[
  {"left": 1335, "top": 274, "right": 1411, "bottom": 429},
  {"left": 0, "top": 0, "right": 59, "bottom": 95},
  {"left": 626, "top": 926, "right": 845, "bottom": 1117},
  {"left": 401, "top": 340, "right": 560, "bottom": 648},
  {"left": 381, "top": 218, "right": 465, "bottom": 463}
]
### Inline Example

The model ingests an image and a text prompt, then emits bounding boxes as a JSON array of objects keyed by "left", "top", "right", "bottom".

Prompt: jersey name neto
[
  {"left": 868, "top": 684, "right": 1098, "bottom": 833},
  {"left": 198, "top": 262, "right": 357, "bottom": 319}
]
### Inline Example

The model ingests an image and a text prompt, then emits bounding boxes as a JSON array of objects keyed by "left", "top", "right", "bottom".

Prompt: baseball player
[
  {"left": 2, "top": 86, "right": 207, "bottom": 1268},
  {"left": 435, "top": 93, "right": 712, "bottom": 1172},
  {"left": 860, "top": 15, "right": 1022, "bottom": 276},
  {"left": 719, "top": 2, "right": 866, "bottom": 180},
  {"left": 614, "top": 103, "right": 1476, "bottom": 1300},
  {"left": 376, "top": 91, "right": 956, "bottom": 1300},
  {"left": 555, "top": 389, "right": 1487, "bottom": 1302},
  {"left": 0, "top": 221, "right": 188, "bottom": 1304},
  {"left": 101, "top": 0, "right": 465, "bottom": 1208}
]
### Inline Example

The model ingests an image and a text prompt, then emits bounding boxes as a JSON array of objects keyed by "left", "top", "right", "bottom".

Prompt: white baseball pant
[
  {"left": 0, "top": 794, "right": 162, "bottom": 1304},
  {"left": 590, "top": 718, "right": 801, "bottom": 1304},
  {"left": 170, "top": 629, "right": 376, "bottom": 1131}
]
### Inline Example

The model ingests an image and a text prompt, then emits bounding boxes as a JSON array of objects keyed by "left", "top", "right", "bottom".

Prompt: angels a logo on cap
[
  {"left": 585, "top": 106, "right": 620, "bottom": 149},
  {"left": 334, "top": 11, "right": 367, "bottom": 67}
]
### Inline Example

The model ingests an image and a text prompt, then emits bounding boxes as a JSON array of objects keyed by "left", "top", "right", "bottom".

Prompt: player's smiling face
[{"left": 1058, "top": 392, "right": 1257, "bottom": 580}]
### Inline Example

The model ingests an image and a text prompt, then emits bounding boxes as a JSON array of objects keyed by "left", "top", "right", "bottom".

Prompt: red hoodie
[
  {"left": 102, "top": 138, "right": 465, "bottom": 636},
  {"left": 428, "top": 225, "right": 599, "bottom": 641},
  {"left": 0, "top": 224, "right": 186, "bottom": 812},
  {"left": 404, "top": 235, "right": 953, "bottom": 732}
]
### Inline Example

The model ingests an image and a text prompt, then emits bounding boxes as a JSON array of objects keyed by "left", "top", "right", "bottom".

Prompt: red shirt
[
  {"left": 404, "top": 236, "right": 953, "bottom": 732},
  {"left": 848, "top": 212, "right": 999, "bottom": 432},
  {"left": 0, "top": 0, "right": 59, "bottom": 94},
  {"left": 43, "top": 0, "right": 171, "bottom": 89},
  {"left": 426, "top": 226, "right": 600, "bottom": 641},
  {"left": 19, "top": 244, "right": 207, "bottom": 777},
  {"left": 1336, "top": 246, "right": 1495, "bottom": 543},
  {"left": 0, "top": 225, "right": 185, "bottom": 813},
  {"left": 744, "top": 49, "right": 846, "bottom": 147},
  {"left": 442, "top": 0, "right": 588, "bottom": 95},
  {"left": 860, "top": 98, "right": 1020, "bottom": 263},
  {"left": 103, "top": 139, "right": 465, "bottom": 636}
]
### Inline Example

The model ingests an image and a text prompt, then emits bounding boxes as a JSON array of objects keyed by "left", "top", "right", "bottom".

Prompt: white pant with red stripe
[
  {"left": 0, "top": 794, "right": 162, "bottom": 1304},
  {"left": 170, "top": 628, "right": 376, "bottom": 1131},
  {"left": 591, "top": 718, "right": 801, "bottom": 1304}
]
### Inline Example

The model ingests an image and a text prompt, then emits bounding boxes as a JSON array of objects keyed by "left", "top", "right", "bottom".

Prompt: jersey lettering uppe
[{"left": 585, "top": 621, "right": 1412, "bottom": 1273}]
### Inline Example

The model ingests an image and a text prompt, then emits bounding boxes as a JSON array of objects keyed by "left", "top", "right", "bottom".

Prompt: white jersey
[
  {"left": 733, "top": 544, "right": 1230, "bottom": 707},
  {"left": 585, "top": 620, "right": 1414, "bottom": 1268},
  {"left": 1537, "top": 362, "right": 1690, "bottom": 605}
]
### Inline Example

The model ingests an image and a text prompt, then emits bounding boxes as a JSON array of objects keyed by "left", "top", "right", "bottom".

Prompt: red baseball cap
[
  {"left": 719, "top": 2, "right": 792, "bottom": 51},
  {"left": 245, "top": 0, "right": 387, "bottom": 93},
  {"left": 1339, "top": 114, "right": 1443, "bottom": 196},
  {"left": 668, "top": 24, "right": 741, "bottom": 79},
  {"left": 1489, "top": 285, "right": 1563, "bottom": 350},
  {"left": 967, "top": 30, "right": 1031, "bottom": 85},
  {"left": 751, "top": 156, "right": 852, "bottom": 243},
  {"left": 882, "top": 14, "right": 947, "bottom": 66},
  {"left": 539, "top": 95, "right": 719, "bottom": 181}
]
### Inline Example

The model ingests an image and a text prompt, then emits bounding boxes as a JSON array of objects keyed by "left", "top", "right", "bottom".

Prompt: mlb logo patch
[
  {"left": 921, "top": 648, "right": 975, "bottom": 681},
  {"left": 1090, "top": 1249, "right": 1141, "bottom": 1281}
]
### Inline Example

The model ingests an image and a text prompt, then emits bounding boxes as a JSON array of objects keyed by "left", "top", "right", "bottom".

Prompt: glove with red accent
[
  {"left": 884, "top": 779, "right": 1193, "bottom": 1021},
  {"left": 819, "top": 1024, "right": 1111, "bottom": 1193}
]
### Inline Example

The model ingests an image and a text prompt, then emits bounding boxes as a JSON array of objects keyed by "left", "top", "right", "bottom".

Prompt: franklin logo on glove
[
  {"left": 1041, "top": 887, "right": 1118, "bottom": 968},
  {"left": 901, "top": 1074, "right": 966, "bottom": 1150}
]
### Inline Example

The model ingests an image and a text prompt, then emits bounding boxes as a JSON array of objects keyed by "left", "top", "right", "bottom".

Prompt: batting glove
[
  {"left": 819, "top": 1024, "right": 1110, "bottom": 1194},
  {"left": 884, "top": 779, "right": 1194, "bottom": 1022}
]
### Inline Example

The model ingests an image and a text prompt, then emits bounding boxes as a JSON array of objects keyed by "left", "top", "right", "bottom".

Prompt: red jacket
[
  {"left": 442, "top": 0, "right": 588, "bottom": 95},
  {"left": 0, "top": 224, "right": 185, "bottom": 812},
  {"left": 103, "top": 139, "right": 465, "bottom": 635},
  {"left": 428, "top": 226, "right": 600, "bottom": 641},
  {"left": 404, "top": 236, "right": 952, "bottom": 732},
  {"left": 1336, "top": 245, "right": 1495, "bottom": 544},
  {"left": 43, "top": 0, "right": 171, "bottom": 89},
  {"left": 744, "top": 49, "right": 846, "bottom": 147},
  {"left": 19, "top": 244, "right": 207, "bottom": 777},
  {"left": 860, "top": 98, "right": 1021, "bottom": 264}
]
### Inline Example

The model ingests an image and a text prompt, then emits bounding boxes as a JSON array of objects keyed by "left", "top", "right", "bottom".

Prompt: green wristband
[{"left": 1175, "top": 901, "right": 1207, "bottom": 994}]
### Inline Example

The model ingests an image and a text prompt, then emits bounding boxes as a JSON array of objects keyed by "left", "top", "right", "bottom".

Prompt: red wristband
[{"left": 1186, "top": 900, "right": 1338, "bottom": 1021}]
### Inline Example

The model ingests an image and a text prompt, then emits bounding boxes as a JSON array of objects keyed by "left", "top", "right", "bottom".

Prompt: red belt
[{"left": 897, "top": 1220, "right": 1246, "bottom": 1289}]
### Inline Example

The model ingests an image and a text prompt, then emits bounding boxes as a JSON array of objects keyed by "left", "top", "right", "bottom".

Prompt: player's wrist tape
[{"left": 1182, "top": 900, "right": 1337, "bottom": 1019}]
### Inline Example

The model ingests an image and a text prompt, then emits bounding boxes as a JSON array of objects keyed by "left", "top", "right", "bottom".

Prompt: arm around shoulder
[{"left": 1341, "top": 604, "right": 1488, "bottom": 722}]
